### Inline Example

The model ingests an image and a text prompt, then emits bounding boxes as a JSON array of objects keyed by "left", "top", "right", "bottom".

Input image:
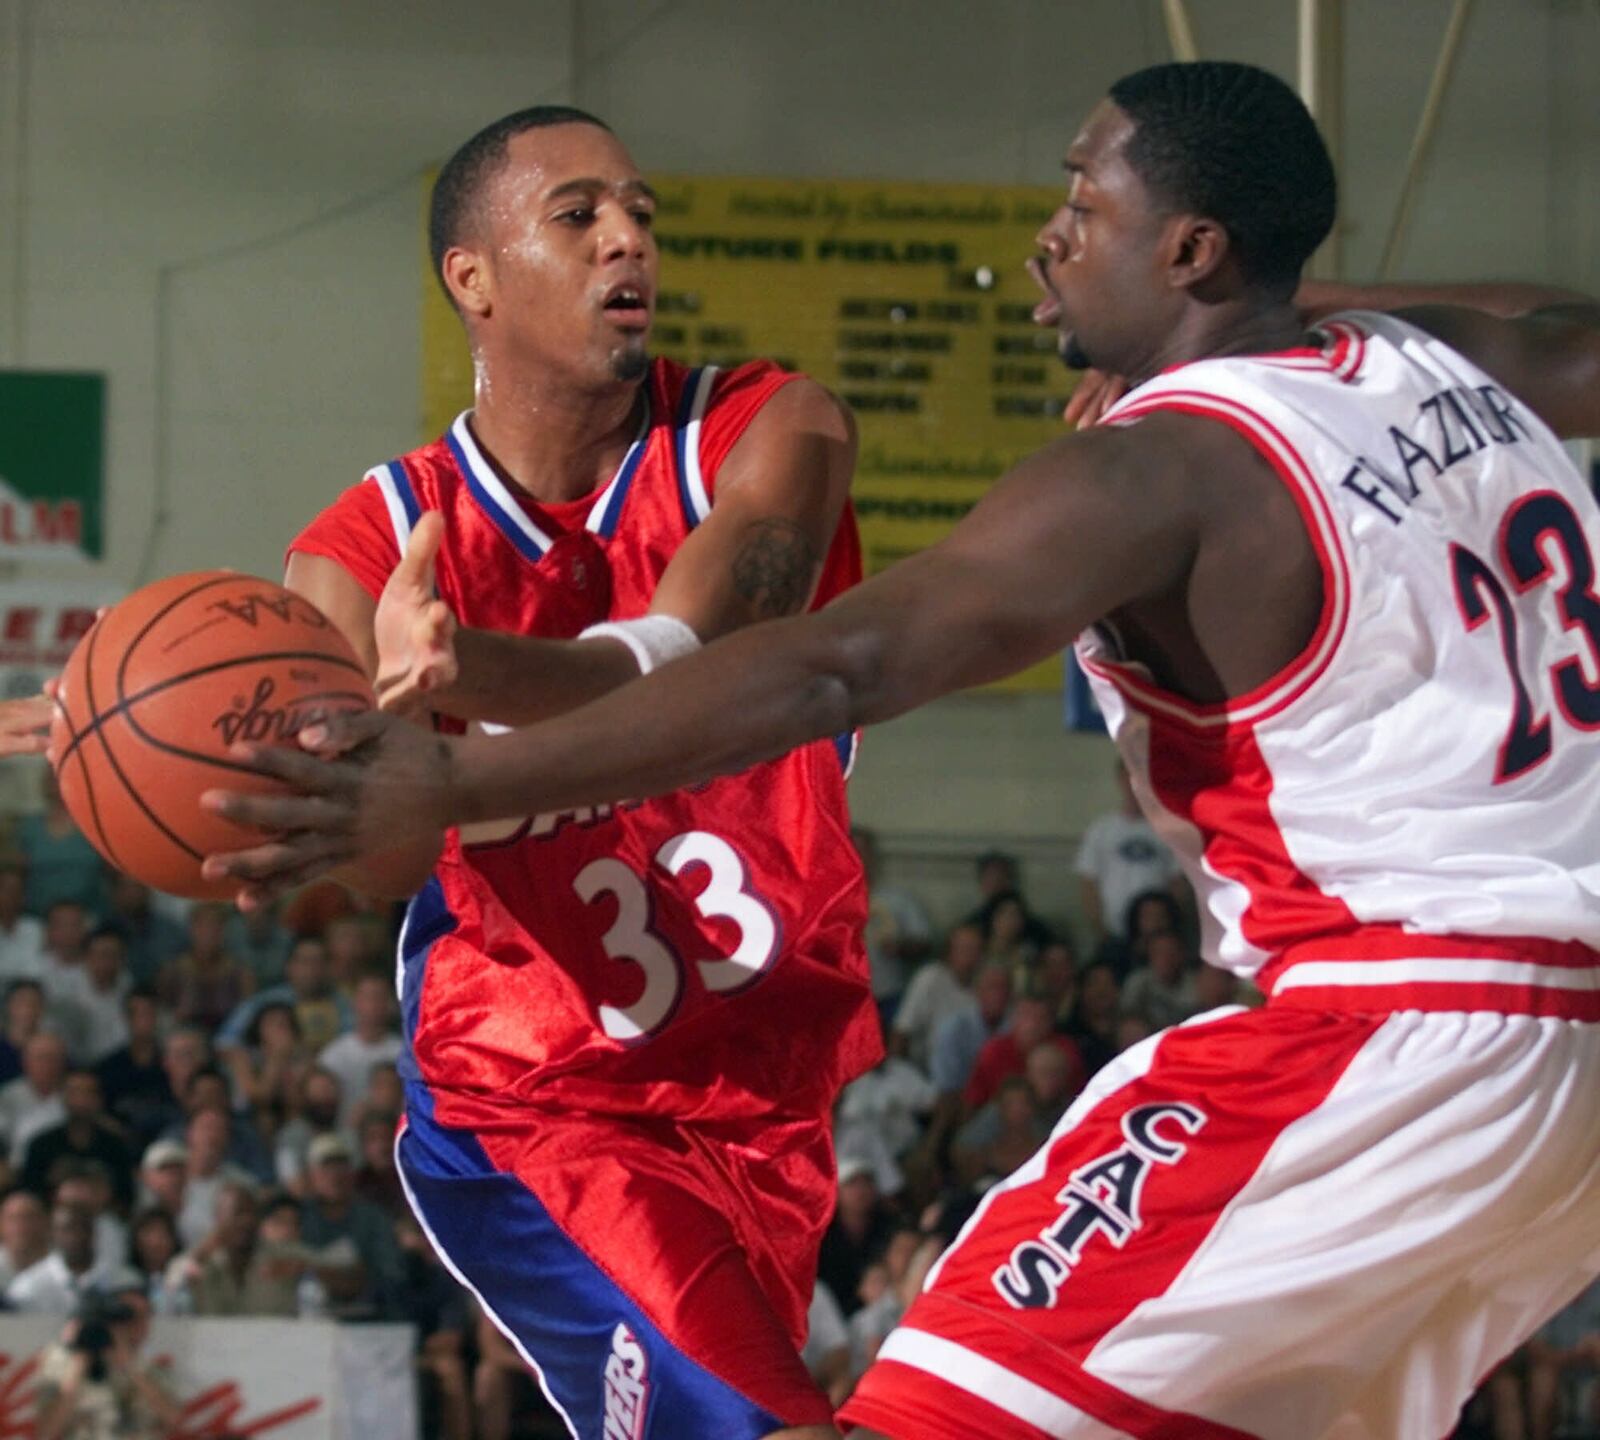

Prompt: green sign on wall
[{"left": 0, "top": 372, "right": 105, "bottom": 562}]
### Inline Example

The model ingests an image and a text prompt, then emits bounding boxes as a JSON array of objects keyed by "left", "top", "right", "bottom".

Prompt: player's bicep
[
  {"left": 650, "top": 379, "right": 855, "bottom": 639},
  {"left": 1400, "top": 303, "right": 1600, "bottom": 439},
  {"left": 816, "top": 427, "right": 1197, "bottom": 718},
  {"left": 284, "top": 553, "right": 379, "bottom": 679}
]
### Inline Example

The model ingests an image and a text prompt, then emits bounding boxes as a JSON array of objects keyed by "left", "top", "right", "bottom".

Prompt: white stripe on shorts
[
  {"left": 1274, "top": 957, "right": 1600, "bottom": 993},
  {"left": 879, "top": 1329, "right": 1120, "bottom": 1439}
]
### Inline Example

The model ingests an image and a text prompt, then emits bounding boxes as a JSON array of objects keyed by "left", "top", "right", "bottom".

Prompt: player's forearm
[
  {"left": 1298, "top": 278, "right": 1594, "bottom": 321},
  {"left": 430, "top": 629, "right": 641, "bottom": 725}
]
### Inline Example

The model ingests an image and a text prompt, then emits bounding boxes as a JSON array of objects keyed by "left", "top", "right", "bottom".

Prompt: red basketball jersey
[{"left": 292, "top": 359, "right": 881, "bottom": 1137}]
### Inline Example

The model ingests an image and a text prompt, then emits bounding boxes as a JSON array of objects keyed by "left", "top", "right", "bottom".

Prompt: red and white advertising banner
[
  {"left": 0, "top": 579, "right": 124, "bottom": 702},
  {"left": 0, "top": 1315, "right": 417, "bottom": 1439}
]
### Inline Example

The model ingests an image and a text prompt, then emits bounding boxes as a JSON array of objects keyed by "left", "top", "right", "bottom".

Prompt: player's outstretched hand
[
  {"left": 0, "top": 681, "right": 58, "bottom": 758},
  {"left": 1063, "top": 370, "right": 1128, "bottom": 429},
  {"left": 198, "top": 708, "right": 456, "bottom": 910},
  {"left": 374, "top": 512, "right": 459, "bottom": 718}
]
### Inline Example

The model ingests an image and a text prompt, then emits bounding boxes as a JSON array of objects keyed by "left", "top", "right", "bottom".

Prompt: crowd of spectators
[{"left": 1, "top": 769, "right": 1595, "bottom": 1438}]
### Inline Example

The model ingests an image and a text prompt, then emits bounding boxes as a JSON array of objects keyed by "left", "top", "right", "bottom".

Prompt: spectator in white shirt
[
  {"left": 5, "top": 1200, "right": 128, "bottom": 1314},
  {"left": 0, "top": 1188, "right": 49, "bottom": 1288},
  {"left": 891, "top": 924, "right": 984, "bottom": 1071},
  {"left": 836, "top": 1055, "right": 937, "bottom": 1166},
  {"left": 0, "top": 862, "right": 45, "bottom": 984},
  {"left": 317, "top": 976, "right": 402, "bottom": 1129},
  {"left": 59, "top": 925, "right": 132, "bottom": 1066},
  {"left": 801, "top": 1280, "right": 852, "bottom": 1407},
  {"left": 852, "top": 827, "right": 932, "bottom": 1020},
  {"left": 1076, "top": 760, "right": 1182, "bottom": 945},
  {"left": 175, "top": 1109, "right": 256, "bottom": 1248},
  {"left": 37, "top": 900, "right": 93, "bottom": 1011},
  {"left": 0, "top": 1031, "right": 68, "bottom": 1167}
]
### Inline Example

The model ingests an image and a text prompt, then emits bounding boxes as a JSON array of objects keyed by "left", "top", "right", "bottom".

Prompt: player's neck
[
  {"left": 1131, "top": 297, "right": 1306, "bottom": 384},
  {"left": 470, "top": 375, "right": 646, "bottom": 506}
]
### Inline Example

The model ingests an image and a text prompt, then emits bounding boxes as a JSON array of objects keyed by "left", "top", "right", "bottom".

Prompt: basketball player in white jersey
[{"left": 204, "top": 61, "right": 1600, "bottom": 1440}]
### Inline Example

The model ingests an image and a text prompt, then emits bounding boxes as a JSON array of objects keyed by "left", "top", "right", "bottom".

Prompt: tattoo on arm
[{"left": 731, "top": 520, "right": 820, "bottom": 619}]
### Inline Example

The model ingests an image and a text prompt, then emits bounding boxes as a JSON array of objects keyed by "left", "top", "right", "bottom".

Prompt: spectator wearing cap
[
  {"left": 102, "top": 872, "right": 187, "bottom": 989},
  {"left": 0, "top": 1031, "right": 68, "bottom": 1167},
  {"left": 816, "top": 1157, "right": 897, "bottom": 1319},
  {"left": 5, "top": 1200, "right": 135, "bottom": 1313},
  {"left": 137, "top": 1140, "right": 188, "bottom": 1223},
  {"left": 20, "top": 1072, "right": 135, "bottom": 1210},
  {"left": 0, "top": 861, "right": 45, "bottom": 984},
  {"left": 0, "top": 979, "right": 46, "bottom": 1086},
  {"left": 299, "top": 1131, "right": 404, "bottom": 1319},
  {"left": 94, "top": 989, "right": 172, "bottom": 1148},
  {"left": 317, "top": 976, "right": 401, "bottom": 1129},
  {"left": 0, "top": 1188, "right": 49, "bottom": 1287},
  {"left": 891, "top": 924, "right": 984, "bottom": 1070},
  {"left": 175, "top": 1110, "right": 256, "bottom": 1249},
  {"left": 59, "top": 925, "right": 132, "bottom": 1066}
]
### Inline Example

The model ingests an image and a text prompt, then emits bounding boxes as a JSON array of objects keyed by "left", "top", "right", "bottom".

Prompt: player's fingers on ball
[
  {"left": 202, "top": 832, "right": 350, "bottom": 884},
  {"left": 199, "top": 789, "right": 350, "bottom": 834}
]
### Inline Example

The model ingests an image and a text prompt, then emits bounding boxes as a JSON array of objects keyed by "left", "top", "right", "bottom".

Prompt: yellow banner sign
[{"left": 422, "top": 175, "right": 1076, "bottom": 690}]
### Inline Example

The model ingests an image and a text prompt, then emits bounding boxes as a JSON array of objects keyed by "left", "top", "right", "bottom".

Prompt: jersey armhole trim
[{"left": 1085, "top": 392, "right": 1353, "bottom": 731}]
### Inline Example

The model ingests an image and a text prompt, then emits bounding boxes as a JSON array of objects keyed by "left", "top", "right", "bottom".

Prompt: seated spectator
[
  {"left": 175, "top": 1109, "right": 257, "bottom": 1248},
  {"left": 168, "top": 1180, "right": 298, "bottom": 1317},
  {"left": 256, "top": 1192, "right": 363, "bottom": 1319},
  {"left": 929, "top": 962, "right": 1013, "bottom": 1101},
  {"left": 224, "top": 900, "right": 293, "bottom": 989},
  {"left": 1195, "top": 961, "right": 1241, "bottom": 1012},
  {"left": 817, "top": 1157, "right": 897, "bottom": 1318},
  {"left": 1524, "top": 1277, "right": 1600, "bottom": 1440},
  {"left": 148, "top": 1027, "right": 210, "bottom": 1140},
  {"left": 395, "top": 1215, "right": 474, "bottom": 1440},
  {"left": 128, "top": 1207, "right": 184, "bottom": 1315},
  {"left": 102, "top": 871, "right": 187, "bottom": 988},
  {"left": 952, "top": 1046, "right": 1075, "bottom": 1185},
  {"left": 353, "top": 1110, "right": 405, "bottom": 1220},
  {"left": 0, "top": 1187, "right": 49, "bottom": 1287},
  {"left": 319, "top": 975, "right": 402, "bottom": 1128},
  {"left": 299, "top": 1132, "right": 403, "bottom": 1319},
  {"left": 975, "top": 889, "right": 1053, "bottom": 975},
  {"left": 966, "top": 850, "right": 1021, "bottom": 920},
  {"left": 323, "top": 915, "right": 387, "bottom": 995},
  {"left": 892, "top": 924, "right": 984, "bottom": 1070},
  {"left": 354, "top": 1064, "right": 404, "bottom": 1133},
  {"left": 836, "top": 1054, "right": 937, "bottom": 1168},
  {"left": 848, "top": 1226, "right": 922, "bottom": 1377},
  {"left": 6, "top": 1200, "right": 130, "bottom": 1313},
  {"left": 0, "top": 1031, "right": 68, "bottom": 1168},
  {"left": 0, "top": 979, "right": 46, "bottom": 1085},
  {"left": 20, "top": 1071, "right": 135, "bottom": 1211},
  {"left": 1062, "top": 961, "right": 1122, "bottom": 1077},
  {"left": 1075, "top": 759, "right": 1183, "bottom": 949},
  {"left": 964, "top": 995, "right": 1086, "bottom": 1113},
  {"left": 0, "top": 860, "right": 44, "bottom": 984},
  {"left": 274, "top": 1066, "right": 346, "bottom": 1195},
  {"left": 38, "top": 900, "right": 92, "bottom": 1016},
  {"left": 135, "top": 1139, "right": 188, "bottom": 1222},
  {"left": 95, "top": 989, "right": 173, "bottom": 1147},
  {"left": 158, "top": 903, "right": 255, "bottom": 1032},
  {"left": 1032, "top": 940, "right": 1079, "bottom": 1022},
  {"left": 222, "top": 1000, "right": 305, "bottom": 1134},
  {"left": 1122, "top": 930, "right": 1202, "bottom": 1033},
  {"left": 15, "top": 773, "right": 103, "bottom": 916},
  {"left": 60, "top": 924, "right": 132, "bottom": 1065},
  {"left": 52, "top": 1160, "right": 129, "bottom": 1269},
  {"left": 854, "top": 826, "right": 932, "bottom": 1022},
  {"left": 802, "top": 1279, "right": 852, "bottom": 1409},
  {"left": 162, "top": 1068, "right": 274, "bottom": 1184},
  {"left": 1117, "top": 1013, "right": 1155, "bottom": 1052},
  {"left": 217, "top": 936, "right": 351, "bottom": 1055},
  {"left": 1095, "top": 887, "right": 1189, "bottom": 978}
]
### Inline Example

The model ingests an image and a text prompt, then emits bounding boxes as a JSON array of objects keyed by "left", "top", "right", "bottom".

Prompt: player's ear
[
  {"left": 1165, "top": 216, "right": 1230, "bottom": 292},
  {"left": 442, "top": 245, "right": 493, "bottom": 320}
]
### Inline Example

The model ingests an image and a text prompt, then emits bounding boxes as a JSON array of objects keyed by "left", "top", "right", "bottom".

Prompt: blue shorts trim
[{"left": 397, "top": 1083, "right": 789, "bottom": 1440}]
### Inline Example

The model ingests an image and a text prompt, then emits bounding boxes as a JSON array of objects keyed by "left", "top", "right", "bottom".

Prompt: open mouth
[
  {"left": 1025, "top": 255, "right": 1063, "bottom": 326},
  {"left": 601, "top": 284, "right": 651, "bottom": 329}
]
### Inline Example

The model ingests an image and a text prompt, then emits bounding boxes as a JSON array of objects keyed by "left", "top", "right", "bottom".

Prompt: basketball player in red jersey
[
  {"left": 205, "top": 64, "right": 1600, "bottom": 1440},
  {"left": 261, "top": 107, "right": 878, "bottom": 1440}
]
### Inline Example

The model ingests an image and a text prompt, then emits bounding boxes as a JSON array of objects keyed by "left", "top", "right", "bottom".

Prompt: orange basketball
[{"left": 49, "top": 571, "right": 375, "bottom": 900}]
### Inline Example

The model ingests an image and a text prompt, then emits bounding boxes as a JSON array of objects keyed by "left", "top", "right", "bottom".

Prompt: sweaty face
[
  {"left": 461, "top": 124, "right": 657, "bottom": 388},
  {"left": 1029, "top": 101, "right": 1176, "bottom": 378}
]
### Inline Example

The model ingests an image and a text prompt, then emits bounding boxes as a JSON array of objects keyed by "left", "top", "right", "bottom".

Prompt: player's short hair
[
  {"left": 1108, "top": 61, "right": 1336, "bottom": 291},
  {"left": 429, "top": 105, "right": 615, "bottom": 294}
]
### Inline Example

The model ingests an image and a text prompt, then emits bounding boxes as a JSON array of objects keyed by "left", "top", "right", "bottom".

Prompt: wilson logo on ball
[{"left": 212, "top": 676, "right": 367, "bottom": 748}]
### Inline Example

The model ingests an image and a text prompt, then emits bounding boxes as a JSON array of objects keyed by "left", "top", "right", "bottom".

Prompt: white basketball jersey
[{"left": 1080, "top": 312, "right": 1600, "bottom": 1018}]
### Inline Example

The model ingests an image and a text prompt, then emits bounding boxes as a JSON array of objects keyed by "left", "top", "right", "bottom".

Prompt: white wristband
[{"left": 580, "top": 614, "right": 702, "bottom": 675}]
